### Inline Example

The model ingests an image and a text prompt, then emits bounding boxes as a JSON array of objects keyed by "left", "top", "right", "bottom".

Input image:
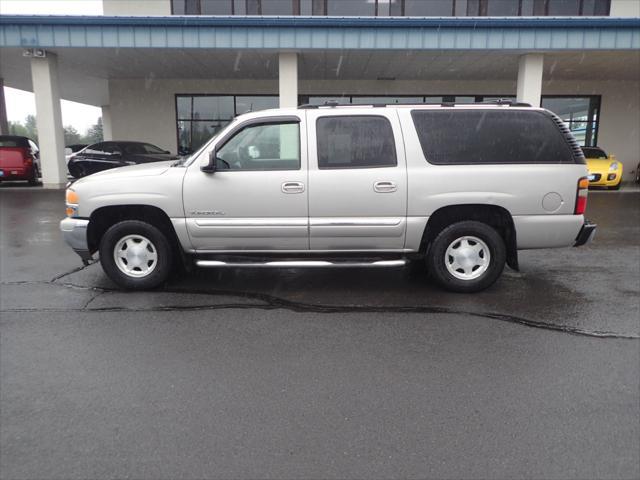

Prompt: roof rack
[
  {"left": 298, "top": 99, "right": 532, "bottom": 109},
  {"left": 481, "top": 99, "right": 532, "bottom": 107}
]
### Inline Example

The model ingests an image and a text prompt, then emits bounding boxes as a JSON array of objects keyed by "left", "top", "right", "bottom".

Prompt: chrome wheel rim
[
  {"left": 445, "top": 235, "right": 490, "bottom": 281},
  {"left": 113, "top": 234, "right": 158, "bottom": 278}
]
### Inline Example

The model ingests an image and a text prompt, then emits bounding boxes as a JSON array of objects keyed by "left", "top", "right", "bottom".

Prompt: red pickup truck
[{"left": 0, "top": 135, "right": 41, "bottom": 185}]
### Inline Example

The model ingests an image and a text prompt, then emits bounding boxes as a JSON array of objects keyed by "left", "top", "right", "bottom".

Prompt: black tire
[
  {"left": 426, "top": 220, "right": 506, "bottom": 293},
  {"left": 99, "top": 220, "right": 173, "bottom": 290},
  {"left": 27, "top": 166, "right": 40, "bottom": 186}
]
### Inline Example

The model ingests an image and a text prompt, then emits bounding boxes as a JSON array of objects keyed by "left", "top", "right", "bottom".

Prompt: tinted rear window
[
  {"left": 0, "top": 137, "right": 28, "bottom": 148},
  {"left": 411, "top": 110, "right": 575, "bottom": 165}
]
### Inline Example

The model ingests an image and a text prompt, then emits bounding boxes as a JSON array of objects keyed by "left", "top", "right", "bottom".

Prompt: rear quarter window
[
  {"left": 411, "top": 109, "right": 579, "bottom": 165},
  {"left": 0, "top": 138, "right": 28, "bottom": 148}
]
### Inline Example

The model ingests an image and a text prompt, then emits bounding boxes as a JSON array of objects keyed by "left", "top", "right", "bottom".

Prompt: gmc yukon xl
[{"left": 61, "top": 103, "right": 596, "bottom": 292}]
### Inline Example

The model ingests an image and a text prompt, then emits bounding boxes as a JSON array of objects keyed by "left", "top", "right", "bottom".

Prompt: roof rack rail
[
  {"left": 481, "top": 99, "right": 532, "bottom": 107},
  {"left": 299, "top": 101, "right": 353, "bottom": 109},
  {"left": 298, "top": 99, "right": 533, "bottom": 109}
]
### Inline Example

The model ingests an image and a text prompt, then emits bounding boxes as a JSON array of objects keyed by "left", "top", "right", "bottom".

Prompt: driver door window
[{"left": 216, "top": 122, "right": 300, "bottom": 171}]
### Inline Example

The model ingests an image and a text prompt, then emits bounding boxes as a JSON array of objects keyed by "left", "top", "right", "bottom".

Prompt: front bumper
[
  {"left": 60, "top": 217, "right": 93, "bottom": 263},
  {"left": 588, "top": 170, "right": 622, "bottom": 187},
  {"left": 574, "top": 221, "right": 597, "bottom": 247}
]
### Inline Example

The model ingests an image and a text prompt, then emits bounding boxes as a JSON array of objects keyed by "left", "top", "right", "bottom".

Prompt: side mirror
[{"left": 201, "top": 149, "right": 217, "bottom": 173}]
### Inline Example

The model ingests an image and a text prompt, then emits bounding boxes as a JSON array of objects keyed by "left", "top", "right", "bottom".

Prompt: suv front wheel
[
  {"left": 427, "top": 220, "right": 506, "bottom": 293},
  {"left": 99, "top": 220, "right": 173, "bottom": 289}
]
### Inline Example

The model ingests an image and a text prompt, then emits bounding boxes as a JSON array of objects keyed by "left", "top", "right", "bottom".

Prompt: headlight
[
  {"left": 609, "top": 161, "right": 620, "bottom": 172},
  {"left": 66, "top": 189, "right": 78, "bottom": 204},
  {"left": 65, "top": 189, "right": 79, "bottom": 217}
]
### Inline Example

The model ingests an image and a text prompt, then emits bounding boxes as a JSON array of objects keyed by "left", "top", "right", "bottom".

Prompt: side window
[
  {"left": 84, "top": 142, "right": 106, "bottom": 155},
  {"left": 123, "top": 144, "right": 146, "bottom": 155},
  {"left": 102, "top": 143, "right": 122, "bottom": 154},
  {"left": 216, "top": 121, "right": 300, "bottom": 171},
  {"left": 316, "top": 116, "right": 397, "bottom": 169},
  {"left": 411, "top": 110, "right": 575, "bottom": 165}
]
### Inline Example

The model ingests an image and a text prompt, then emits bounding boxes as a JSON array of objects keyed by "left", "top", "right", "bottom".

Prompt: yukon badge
[{"left": 190, "top": 210, "right": 226, "bottom": 216}]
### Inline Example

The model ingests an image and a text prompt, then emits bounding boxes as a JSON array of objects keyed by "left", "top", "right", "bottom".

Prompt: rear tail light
[
  {"left": 575, "top": 177, "right": 589, "bottom": 215},
  {"left": 21, "top": 148, "right": 33, "bottom": 166}
]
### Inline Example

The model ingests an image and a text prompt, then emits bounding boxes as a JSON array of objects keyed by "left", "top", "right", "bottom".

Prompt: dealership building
[{"left": 0, "top": 0, "right": 638, "bottom": 187}]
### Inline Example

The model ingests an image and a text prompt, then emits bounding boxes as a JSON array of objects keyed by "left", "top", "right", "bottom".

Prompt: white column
[
  {"left": 30, "top": 53, "right": 67, "bottom": 188},
  {"left": 101, "top": 105, "right": 113, "bottom": 141},
  {"left": 279, "top": 52, "right": 298, "bottom": 108},
  {"left": 516, "top": 54, "right": 544, "bottom": 107},
  {"left": 0, "top": 78, "right": 8, "bottom": 135}
]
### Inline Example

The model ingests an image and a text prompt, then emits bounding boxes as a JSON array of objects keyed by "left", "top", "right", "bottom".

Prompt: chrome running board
[{"left": 196, "top": 259, "right": 407, "bottom": 268}]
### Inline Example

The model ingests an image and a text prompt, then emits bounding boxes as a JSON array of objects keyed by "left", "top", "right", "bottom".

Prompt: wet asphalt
[{"left": 1, "top": 186, "right": 638, "bottom": 479}]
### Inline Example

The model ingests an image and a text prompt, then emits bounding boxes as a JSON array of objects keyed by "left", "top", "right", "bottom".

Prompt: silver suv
[{"left": 61, "top": 103, "right": 596, "bottom": 293}]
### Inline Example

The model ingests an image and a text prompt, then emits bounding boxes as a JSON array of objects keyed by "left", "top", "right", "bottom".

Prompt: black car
[{"left": 67, "top": 141, "right": 177, "bottom": 178}]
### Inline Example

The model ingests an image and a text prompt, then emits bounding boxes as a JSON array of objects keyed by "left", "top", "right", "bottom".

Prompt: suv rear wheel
[
  {"left": 99, "top": 220, "right": 173, "bottom": 289},
  {"left": 427, "top": 220, "right": 506, "bottom": 293}
]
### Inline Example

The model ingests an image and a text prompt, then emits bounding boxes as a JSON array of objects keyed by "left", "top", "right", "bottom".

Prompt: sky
[{"left": 1, "top": 0, "right": 104, "bottom": 133}]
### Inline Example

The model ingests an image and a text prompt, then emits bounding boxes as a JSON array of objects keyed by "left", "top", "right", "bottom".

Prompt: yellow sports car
[{"left": 581, "top": 146, "right": 623, "bottom": 190}]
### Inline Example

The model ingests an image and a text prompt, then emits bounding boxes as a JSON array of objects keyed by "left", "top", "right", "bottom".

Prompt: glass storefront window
[
  {"left": 453, "top": 96, "right": 476, "bottom": 103},
  {"left": 326, "top": 0, "right": 376, "bottom": 16},
  {"left": 541, "top": 96, "right": 600, "bottom": 146},
  {"left": 260, "top": 0, "right": 296, "bottom": 15},
  {"left": 405, "top": 0, "right": 454, "bottom": 16},
  {"left": 486, "top": 0, "right": 520, "bottom": 15},
  {"left": 351, "top": 96, "right": 424, "bottom": 104},
  {"left": 235, "top": 96, "right": 279, "bottom": 114},
  {"left": 192, "top": 96, "right": 235, "bottom": 121},
  {"left": 547, "top": 0, "right": 581, "bottom": 15},
  {"left": 177, "top": 96, "right": 192, "bottom": 119},
  {"left": 233, "top": 0, "right": 247, "bottom": 14},
  {"left": 172, "top": 0, "right": 611, "bottom": 16},
  {"left": 176, "top": 94, "right": 278, "bottom": 154},
  {"left": 306, "top": 96, "right": 351, "bottom": 105},
  {"left": 389, "top": 0, "right": 403, "bottom": 15},
  {"left": 200, "top": 0, "right": 233, "bottom": 14}
]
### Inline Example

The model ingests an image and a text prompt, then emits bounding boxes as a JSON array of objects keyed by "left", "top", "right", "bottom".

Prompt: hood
[
  {"left": 586, "top": 158, "right": 614, "bottom": 172},
  {"left": 73, "top": 160, "right": 175, "bottom": 186}
]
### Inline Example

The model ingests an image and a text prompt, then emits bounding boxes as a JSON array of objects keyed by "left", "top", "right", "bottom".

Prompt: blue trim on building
[{"left": 1, "top": 15, "right": 639, "bottom": 50}]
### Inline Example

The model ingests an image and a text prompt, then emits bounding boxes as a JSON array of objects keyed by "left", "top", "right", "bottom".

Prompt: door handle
[
  {"left": 282, "top": 181, "right": 305, "bottom": 194},
  {"left": 374, "top": 181, "right": 397, "bottom": 193}
]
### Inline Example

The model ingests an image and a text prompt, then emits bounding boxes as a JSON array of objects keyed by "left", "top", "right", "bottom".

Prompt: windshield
[{"left": 582, "top": 147, "right": 608, "bottom": 159}]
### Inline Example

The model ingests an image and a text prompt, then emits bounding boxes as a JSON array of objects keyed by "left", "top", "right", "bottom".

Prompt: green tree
[
  {"left": 84, "top": 117, "right": 103, "bottom": 144},
  {"left": 8, "top": 120, "right": 29, "bottom": 138},
  {"left": 64, "top": 125, "right": 82, "bottom": 145},
  {"left": 24, "top": 114, "right": 38, "bottom": 142}
]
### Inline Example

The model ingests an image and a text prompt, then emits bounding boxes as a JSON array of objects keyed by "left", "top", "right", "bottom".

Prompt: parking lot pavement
[{"left": 1, "top": 188, "right": 639, "bottom": 479}]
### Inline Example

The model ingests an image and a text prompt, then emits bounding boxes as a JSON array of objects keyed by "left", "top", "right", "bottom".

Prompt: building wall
[
  {"left": 102, "top": 0, "right": 171, "bottom": 15},
  {"left": 610, "top": 0, "right": 640, "bottom": 16},
  {"left": 109, "top": 78, "right": 640, "bottom": 178}
]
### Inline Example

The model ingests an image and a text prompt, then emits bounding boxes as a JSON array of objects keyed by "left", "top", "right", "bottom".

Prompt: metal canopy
[{"left": 1, "top": 15, "right": 639, "bottom": 51}]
